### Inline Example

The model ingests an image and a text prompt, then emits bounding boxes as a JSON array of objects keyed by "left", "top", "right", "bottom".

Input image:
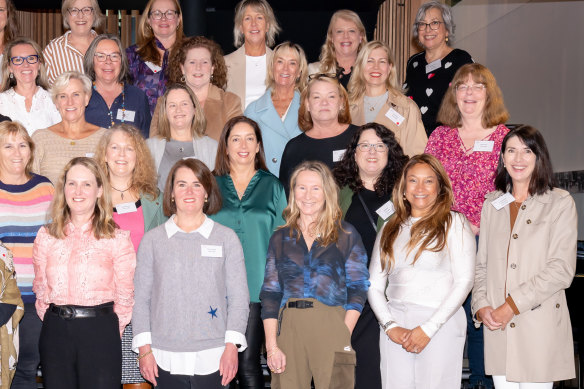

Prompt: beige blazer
[
  {"left": 224, "top": 45, "right": 273, "bottom": 110},
  {"left": 149, "top": 84, "right": 242, "bottom": 141},
  {"left": 472, "top": 189, "right": 577, "bottom": 382},
  {"left": 350, "top": 90, "right": 428, "bottom": 157}
]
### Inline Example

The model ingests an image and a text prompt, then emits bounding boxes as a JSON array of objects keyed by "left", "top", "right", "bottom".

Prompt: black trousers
[
  {"left": 11, "top": 303, "right": 42, "bottom": 389},
  {"left": 156, "top": 368, "right": 226, "bottom": 389},
  {"left": 230, "top": 302, "right": 264, "bottom": 389},
  {"left": 39, "top": 304, "right": 121, "bottom": 389},
  {"left": 352, "top": 302, "right": 382, "bottom": 389}
]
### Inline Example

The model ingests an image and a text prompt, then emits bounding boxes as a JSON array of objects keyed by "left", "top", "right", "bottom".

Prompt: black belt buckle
[
  {"left": 288, "top": 300, "right": 313, "bottom": 309},
  {"left": 60, "top": 306, "right": 76, "bottom": 320}
]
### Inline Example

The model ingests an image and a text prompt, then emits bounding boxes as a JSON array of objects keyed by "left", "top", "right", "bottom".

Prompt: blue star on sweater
[{"left": 208, "top": 306, "right": 218, "bottom": 319}]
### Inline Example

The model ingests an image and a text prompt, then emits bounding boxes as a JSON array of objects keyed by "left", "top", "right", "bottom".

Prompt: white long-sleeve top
[{"left": 368, "top": 212, "right": 475, "bottom": 338}]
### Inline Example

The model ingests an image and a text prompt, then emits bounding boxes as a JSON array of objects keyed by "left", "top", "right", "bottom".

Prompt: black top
[
  {"left": 345, "top": 188, "right": 391, "bottom": 262},
  {"left": 279, "top": 124, "right": 358, "bottom": 195},
  {"left": 403, "top": 48, "right": 473, "bottom": 137}
]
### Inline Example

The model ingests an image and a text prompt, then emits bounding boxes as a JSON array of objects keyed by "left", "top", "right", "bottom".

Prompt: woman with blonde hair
[
  {"left": 33, "top": 157, "right": 135, "bottom": 389},
  {"left": 150, "top": 36, "right": 242, "bottom": 141},
  {"left": 368, "top": 154, "right": 475, "bottom": 389},
  {"left": 308, "top": 10, "right": 367, "bottom": 90},
  {"left": 348, "top": 41, "right": 427, "bottom": 156},
  {"left": 244, "top": 41, "right": 307, "bottom": 176},
  {"left": 147, "top": 83, "right": 217, "bottom": 190},
  {"left": 126, "top": 0, "right": 185, "bottom": 114},
  {"left": 224, "top": 0, "right": 281, "bottom": 109},
  {"left": 43, "top": 0, "right": 105, "bottom": 84},
  {"left": 0, "top": 38, "right": 61, "bottom": 135},
  {"left": 261, "top": 160, "right": 369, "bottom": 389}
]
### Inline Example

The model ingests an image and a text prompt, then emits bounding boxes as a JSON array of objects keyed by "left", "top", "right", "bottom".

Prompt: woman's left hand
[
  {"left": 402, "top": 326, "right": 430, "bottom": 354},
  {"left": 219, "top": 343, "right": 238, "bottom": 386},
  {"left": 491, "top": 302, "right": 515, "bottom": 330}
]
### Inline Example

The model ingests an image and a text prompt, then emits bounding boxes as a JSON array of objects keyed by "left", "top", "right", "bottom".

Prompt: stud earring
[{"left": 181, "top": 74, "right": 186, "bottom": 83}]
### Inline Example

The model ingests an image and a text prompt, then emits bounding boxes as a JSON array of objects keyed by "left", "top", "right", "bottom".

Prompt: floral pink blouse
[
  {"left": 32, "top": 221, "right": 136, "bottom": 335},
  {"left": 425, "top": 124, "right": 509, "bottom": 229}
]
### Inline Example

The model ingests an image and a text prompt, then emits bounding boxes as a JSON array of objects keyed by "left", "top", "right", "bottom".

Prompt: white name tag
[
  {"left": 332, "top": 149, "right": 346, "bottom": 162},
  {"left": 425, "top": 59, "right": 441, "bottom": 74},
  {"left": 385, "top": 108, "right": 405, "bottom": 126},
  {"left": 85, "top": 153, "right": 95, "bottom": 158},
  {"left": 117, "top": 109, "right": 136, "bottom": 122},
  {"left": 201, "top": 245, "right": 223, "bottom": 257},
  {"left": 376, "top": 200, "right": 395, "bottom": 220},
  {"left": 473, "top": 140, "right": 494, "bottom": 152},
  {"left": 116, "top": 202, "right": 138, "bottom": 214},
  {"left": 491, "top": 192, "right": 515, "bottom": 211},
  {"left": 144, "top": 61, "right": 162, "bottom": 73}
]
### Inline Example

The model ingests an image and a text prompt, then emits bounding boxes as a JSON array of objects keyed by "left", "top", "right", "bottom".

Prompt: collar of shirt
[
  {"left": 64, "top": 220, "right": 93, "bottom": 236},
  {"left": 165, "top": 214, "right": 214, "bottom": 239},
  {"left": 63, "top": 30, "right": 97, "bottom": 53}
]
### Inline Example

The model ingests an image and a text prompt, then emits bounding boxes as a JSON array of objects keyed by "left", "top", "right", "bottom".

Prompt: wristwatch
[{"left": 381, "top": 320, "right": 396, "bottom": 331}]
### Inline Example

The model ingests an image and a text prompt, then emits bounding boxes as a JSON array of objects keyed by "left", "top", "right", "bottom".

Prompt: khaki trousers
[{"left": 272, "top": 298, "right": 356, "bottom": 389}]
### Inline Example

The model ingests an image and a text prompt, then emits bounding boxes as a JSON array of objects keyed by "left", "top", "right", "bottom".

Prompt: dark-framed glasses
[
  {"left": 455, "top": 84, "right": 486, "bottom": 94},
  {"left": 67, "top": 7, "right": 94, "bottom": 17},
  {"left": 357, "top": 143, "right": 388, "bottom": 153},
  {"left": 10, "top": 55, "right": 39, "bottom": 66},
  {"left": 416, "top": 21, "right": 443, "bottom": 31},
  {"left": 149, "top": 10, "right": 178, "bottom": 20},
  {"left": 94, "top": 52, "right": 122, "bottom": 62}
]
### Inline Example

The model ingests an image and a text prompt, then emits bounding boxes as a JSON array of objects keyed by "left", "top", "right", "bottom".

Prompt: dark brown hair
[{"left": 2, "top": 0, "right": 18, "bottom": 48}]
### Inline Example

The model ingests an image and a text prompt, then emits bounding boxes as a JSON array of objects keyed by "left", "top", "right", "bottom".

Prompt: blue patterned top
[{"left": 260, "top": 221, "right": 369, "bottom": 319}]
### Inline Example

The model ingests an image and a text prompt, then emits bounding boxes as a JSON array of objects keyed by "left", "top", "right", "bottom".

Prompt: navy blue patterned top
[{"left": 260, "top": 221, "right": 370, "bottom": 319}]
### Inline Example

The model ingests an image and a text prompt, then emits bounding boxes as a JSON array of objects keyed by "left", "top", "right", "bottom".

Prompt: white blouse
[
  {"left": 0, "top": 87, "right": 61, "bottom": 135},
  {"left": 368, "top": 212, "right": 475, "bottom": 338}
]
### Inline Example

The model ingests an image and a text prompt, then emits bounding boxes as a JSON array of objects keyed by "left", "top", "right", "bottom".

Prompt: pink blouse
[
  {"left": 425, "top": 124, "right": 509, "bottom": 228},
  {"left": 32, "top": 221, "right": 136, "bottom": 335}
]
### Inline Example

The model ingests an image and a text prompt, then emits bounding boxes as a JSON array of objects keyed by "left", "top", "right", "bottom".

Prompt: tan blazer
[
  {"left": 350, "top": 90, "right": 427, "bottom": 157},
  {"left": 472, "top": 189, "right": 577, "bottom": 382},
  {"left": 224, "top": 45, "right": 273, "bottom": 111},
  {"left": 149, "top": 84, "right": 242, "bottom": 141}
]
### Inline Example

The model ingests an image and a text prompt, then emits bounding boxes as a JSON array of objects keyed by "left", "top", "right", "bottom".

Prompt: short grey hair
[
  {"left": 50, "top": 71, "right": 93, "bottom": 103},
  {"left": 61, "top": 0, "right": 104, "bottom": 30},
  {"left": 232, "top": 0, "right": 281, "bottom": 48},
  {"left": 412, "top": 1, "right": 455, "bottom": 46},
  {"left": 83, "top": 34, "right": 129, "bottom": 83}
]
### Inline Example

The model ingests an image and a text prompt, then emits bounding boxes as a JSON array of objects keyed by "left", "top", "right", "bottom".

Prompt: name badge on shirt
[
  {"left": 425, "top": 59, "right": 442, "bottom": 74},
  {"left": 202, "top": 245, "right": 223, "bottom": 258},
  {"left": 117, "top": 109, "right": 136, "bottom": 122},
  {"left": 332, "top": 149, "right": 346, "bottom": 162},
  {"left": 116, "top": 202, "right": 138, "bottom": 214},
  {"left": 85, "top": 153, "right": 95, "bottom": 158},
  {"left": 376, "top": 200, "right": 395, "bottom": 220},
  {"left": 473, "top": 140, "right": 494, "bottom": 152},
  {"left": 385, "top": 108, "right": 405, "bottom": 126},
  {"left": 144, "top": 61, "right": 162, "bottom": 73},
  {"left": 491, "top": 192, "right": 515, "bottom": 211}
]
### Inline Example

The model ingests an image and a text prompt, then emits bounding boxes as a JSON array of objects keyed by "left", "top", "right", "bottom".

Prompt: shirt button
[
  {"left": 510, "top": 323, "right": 515, "bottom": 328},
  {"left": 512, "top": 233, "right": 518, "bottom": 239},
  {"left": 556, "top": 303, "right": 560, "bottom": 308},
  {"left": 526, "top": 219, "right": 531, "bottom": 224},
  {"left": 510, "top": 263, "right": 516, "bottom": 269},
  {"left": 272, "top": 158, "right": 278, "bottom": 163},
  {"left": 521, "top": 204, "right": 526, "bottom": 210}
]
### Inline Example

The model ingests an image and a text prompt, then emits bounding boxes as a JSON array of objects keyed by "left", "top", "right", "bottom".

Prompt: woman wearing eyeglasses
[
  {"left": 126, "top": 0, "right": 184, "bottom": 115},
  {"left": 0, "top": 38, "right": 61, "bottom": 135},
  {"left": 84, "top": 34, "right": 151, "bottom": 139},
  {"left": 43, "top": 0, "right": 104, "bottom": 85},
  {"left": 404, "top": 1, "right": 472, "bottom": 137}
]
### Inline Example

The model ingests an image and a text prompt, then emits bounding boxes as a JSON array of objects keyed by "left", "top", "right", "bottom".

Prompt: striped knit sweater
[{"left": 0, "top": 174, "right": 53, "bottom": 303}]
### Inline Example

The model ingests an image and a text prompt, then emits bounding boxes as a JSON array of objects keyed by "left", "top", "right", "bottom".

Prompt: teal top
[{"left": 211, "top": 170, "right": 287, "bottom": 302}]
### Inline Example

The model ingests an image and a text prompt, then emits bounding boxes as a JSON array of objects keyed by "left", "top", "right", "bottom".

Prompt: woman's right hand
[
  {"left": 267, "top": 345, "right": 287, "bottom": 374},
  {"left": 386, "top": 326, "right": 410, "bottom": 345},
  {"left": 477, "top": 306, "right": 502, "bottom": 331},
  {"left": 138, "top": 346, "right": 158, "bottom": 386}
]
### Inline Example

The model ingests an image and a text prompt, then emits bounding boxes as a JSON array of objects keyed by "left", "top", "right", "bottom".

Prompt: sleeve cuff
[
  {"left": 132, "top": 331, "right": 152, "bottom": 353},
  {"left": 225, "top": 330, "right": 248, "bottom": 352},
  {"left": 420, "top": 322, "right": 437, "bottom": 339},
  {"left": 506, "top": 295, "right": 520, "bottom": 315}
]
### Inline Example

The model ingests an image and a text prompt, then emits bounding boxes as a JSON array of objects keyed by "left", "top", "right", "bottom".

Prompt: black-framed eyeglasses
[
  {"left": 308, "top": 73, "right": 339, "bottom": 81},
  {"left": 94, "top": 52, "right": 122, "bottom": 62},
  {"left": 357, "top": 143, "right": 388, "bottom": 153},
  {"left": 149, "top": 10, "right": 178, "bottom": 20},
  {"left": 10, "top": 55, "right": 39, "bottom": 66},
  {"left": 416, "top": 21, "right": 443, "bottom": 31},
  {"left": 67, "top": 7, "right": 94, "bottom": 17}
]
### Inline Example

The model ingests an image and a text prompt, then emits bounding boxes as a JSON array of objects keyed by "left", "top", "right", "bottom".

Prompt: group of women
[{"left": 0, "top": 0, "right": 576, "bottom": 389}]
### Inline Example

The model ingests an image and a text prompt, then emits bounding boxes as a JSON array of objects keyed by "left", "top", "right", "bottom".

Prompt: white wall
[{"left": 452, "top": 0, "right": 584, "bottom": 173}]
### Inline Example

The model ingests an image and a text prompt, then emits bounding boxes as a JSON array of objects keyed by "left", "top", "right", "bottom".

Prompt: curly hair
[
  {"left": 167, "top": 36, "right": 228, "bottom": 90},
  {"left": 95, "top": 124, "right": 159, "bottom": 201},
  {"left": 318, "top": 10, "right": 367, "bottom": 74},
  {"left": 1, "top": 38, "right": 49, "bottom": 91},
  {"left": 334, "top": 123, "right": 408, "bottom": 196}
]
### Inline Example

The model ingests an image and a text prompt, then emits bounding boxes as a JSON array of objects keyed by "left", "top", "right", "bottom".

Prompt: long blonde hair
[
  {"left": 48, "top": 157, "right": 116, "bottom": 239},
  {"left": 379, "top": 154, "right": 453, "bottom": 271},
  {"left": 318, "top": 10, "right": 367, "bottom": 73},
  {"left": 281, "top": 161, "right": 343, "bottom": 247}
]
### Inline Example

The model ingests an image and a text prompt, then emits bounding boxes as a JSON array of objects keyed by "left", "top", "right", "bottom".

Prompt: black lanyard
[{"left": 357, "top": 192, "right": 377, "bottom": 232}]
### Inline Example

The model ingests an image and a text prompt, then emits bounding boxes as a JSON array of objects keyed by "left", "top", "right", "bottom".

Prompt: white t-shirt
[
  {"left": 0, "top": 87, "right": 61, "bottom": 135},
  {"left": 245, "top": 54, "right": 267, "bottom": 109}
]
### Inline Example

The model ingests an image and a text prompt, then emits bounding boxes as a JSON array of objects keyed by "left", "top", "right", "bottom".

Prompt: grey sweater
[{"left": 132, "top": 218, "right": 250, "bottom": 352}]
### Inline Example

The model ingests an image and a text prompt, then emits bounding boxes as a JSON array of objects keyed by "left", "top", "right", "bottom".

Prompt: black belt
[
  {"left": 49, "top": 302, "right": 114, "bottom": 320},
  {"left": 287, "top": 300, "right": 313, "bottom": 309}
]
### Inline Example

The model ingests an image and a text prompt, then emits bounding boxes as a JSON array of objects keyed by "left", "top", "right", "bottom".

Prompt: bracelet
[
  {"left": 267, "top": 345, "right": 279, "bottom": 358},
  {"left": 137, "top": 350, "right": 152, "bottom": 361}
]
